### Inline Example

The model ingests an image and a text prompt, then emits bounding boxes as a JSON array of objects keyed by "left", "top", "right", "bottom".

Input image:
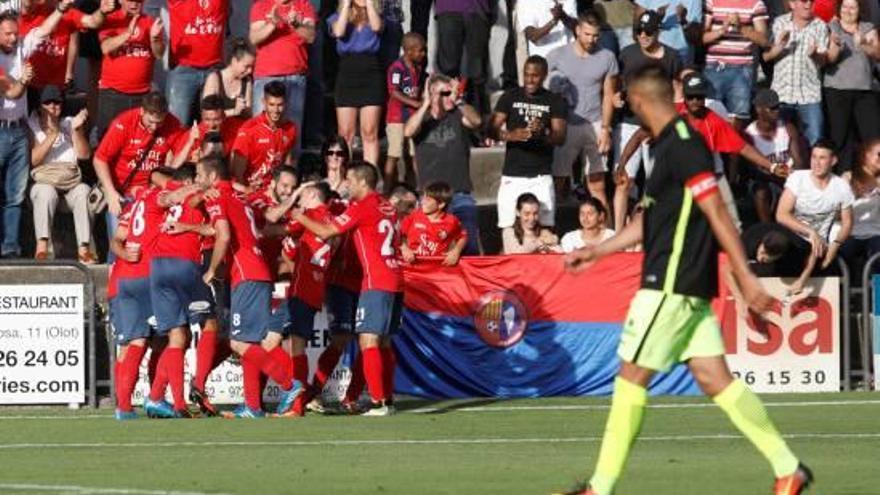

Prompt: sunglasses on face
[
  {"left": 439, "top": 90, "right": 453, "bottom": 97},
  {"left": 637, "top": 29, "right": 658, "bottom": 37},
  {"left": 685, "top": 95, "right": 705, "bottom": 101},
  {"left": 326, "top": 150, "right": 346, "bottom": 157}
]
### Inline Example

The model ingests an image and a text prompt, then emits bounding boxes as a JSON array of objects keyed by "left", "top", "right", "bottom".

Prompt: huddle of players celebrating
[{"left": 108, "top": 84, "right": 468, "bottom": 420}]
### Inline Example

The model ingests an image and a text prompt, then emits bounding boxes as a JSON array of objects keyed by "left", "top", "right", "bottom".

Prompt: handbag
[
  {"left": 88, "top": 135, "right": 158, "bottom": 215},
  {"left": 31, "top": 162, "right": 82, "bottom": 191}
]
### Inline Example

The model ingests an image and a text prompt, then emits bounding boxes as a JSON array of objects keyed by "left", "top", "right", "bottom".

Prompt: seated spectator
[
  {"left": 321, "top": 134, "right": 352, "bottom": 198},
  {"left": 517, "top": 0, "right": 577, "bottom": 58},
  {"left": 490, "top": 56, "right": 566, "bottom": 234},
  {"left": 560, "top": 197, "right": 615, "bottom": 253},
  {"left": 775, "top": 139, "right": 854, "bottom": 274},
  {"left": 502, "top": 193, "right": 563, "bottom": 254},
  {"left": 384, "top": 32, "right": 426, "bottom": 191},
  {"left": 399, "top": 181, "right": 467, "bottom": 265},
  {"left": 405, "top": 73, "right": 482, "bottom": 254},
  {"left": 28, "top": 86, "right": 94, "bottom": 263},
  {"left": 840, "top": 138, "right": 880, "bottom": 267},
  {"left": 763, "top": 0, "right": 830, "bottom": 146},
  {"left": 744, "top": 88, "right": 804, "bottom": 223},
  {"left": 202, "top": 38, "right": 256, "bottom": 119},
  {"left": 329, "top": 0, "right": 385, "bottom": 167},
  {"left": 823, "top": 0, "right": 880, "bottom": 169}
]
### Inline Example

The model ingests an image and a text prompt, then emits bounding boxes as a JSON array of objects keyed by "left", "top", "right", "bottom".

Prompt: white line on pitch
[
  {"left": 407, "top": 399, "right": 880, "bottom": 414},
  {"left": 0, "top": 483, "right": 232, "bottom": 495},
  {"left": 0, "top": 432, "right": 878, "bottom": 450}
]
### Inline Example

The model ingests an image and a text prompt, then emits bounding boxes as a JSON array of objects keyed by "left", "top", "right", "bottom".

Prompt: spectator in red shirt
[
  {"left": 94, "top": 92, "right": 184, "bottom": 260},
  {"left": 400, "top": 181, "right": 467, "bottom": 265},
  {"left": 201, "top": 38, "right": 256, "bottom": 119},
  {"left": 677, "top": 72, "right": 786, "bottom": 229},
  {"left": 172, "top": 94, "right": 243, "bottom": 167},
  {"left": 166, "top": 0, "right": 229, "bottom": 126},
  {"left": 249, "top": 0, "right": 316, "bottom": 158},
  {"left": 96, "top": 0, "right": 165, "bottom": 140},
  {"left": 18, "top": 0, "right": 114, "bottom": 109},
  {"left": 230, "top": 81, "right": 297, "bottom": 192}
]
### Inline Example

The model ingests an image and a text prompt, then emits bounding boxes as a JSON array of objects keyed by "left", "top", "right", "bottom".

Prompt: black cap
[
  {"left": 636, "top": 10, "right": 662, "bottom": 35},
  {"left": 682, "top": 73, "right": 708, "bottom": 97},
  {"left": 753, "top": 88, "right": 780, "bottom": 108},
  {"left": 40, "top": 85, "right": 64, "bottom": 104}
]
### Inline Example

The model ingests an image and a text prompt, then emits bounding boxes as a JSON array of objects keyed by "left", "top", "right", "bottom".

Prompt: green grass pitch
[{"left": 0, "top": 393, "right": 878, "bottom": 494}]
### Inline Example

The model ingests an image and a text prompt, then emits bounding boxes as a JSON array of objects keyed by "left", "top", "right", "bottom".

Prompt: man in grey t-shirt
[{"left": 547, "top": 12, "right": 618, "bottom": 207}]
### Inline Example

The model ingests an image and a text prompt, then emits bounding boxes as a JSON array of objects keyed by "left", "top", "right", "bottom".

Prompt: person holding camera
[{"left": 29, "top": 85, "right": 95, "bottom": 263}]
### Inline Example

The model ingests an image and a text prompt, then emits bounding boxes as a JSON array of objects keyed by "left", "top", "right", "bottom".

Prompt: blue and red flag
[{"left": 396, "top": 254, "right": 700, "bottom": 398}]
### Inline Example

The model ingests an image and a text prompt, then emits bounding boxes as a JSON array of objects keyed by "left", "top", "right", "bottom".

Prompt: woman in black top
[{"left": 202, "top": 38, "right": 256, "bottom": 119}]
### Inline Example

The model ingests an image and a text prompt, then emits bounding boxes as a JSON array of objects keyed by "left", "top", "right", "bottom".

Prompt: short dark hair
[
  {"left": 813, "top": 138, "right": 837, "bottom": 154},
  {"left": 228, "top": 37, "right": 256, "bottom": 61},
  {"left": 424, "top": 181, "right": 453, "bottom": 210},
  {"left": 577, "top": 11, "right": 602, "bottom": 28},
  {"left": 141, "top": 91, "right": 169, "bottom": 115},
  {"left": 272, "top": 165, "right": 297, "bottom": 182},
  {"left": 200, "top": 94, "right": 226, "bottom": 113},
  {"left": 761, "top": 231, "right": 791, "bottom": 259},
  {"left": 348, "top": 161, "right": 379, "bottom": 189},
  {"left": 173, "top": 163, "right": 196, "bottom": 182},
  {"left": 580, "top": 197, "right": 608, "bottom": 218},
  {"left": 311, "top": 181, "right": 332, "bottom": 203},
  {"left": 199, "top": 155, "right": 230, "bottom": 180},
  {"left": 525, "top": 55, "right": 548, "bottom": 74},
  {"left": 626, "top": 64, "right": 674, "bottom": 101},
  {"left": 263, "top": 81, "right": 287, "bottom": 100},
  {"left": 0, "top": 11, "right": 19, "bottom": 25},
  {"left": 401, "top": 31, "right": 425, "bottom": 49}
]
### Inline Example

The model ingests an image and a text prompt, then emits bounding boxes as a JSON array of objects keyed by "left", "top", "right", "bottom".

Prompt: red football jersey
[
  {"left": 326, "top": 199, "right": 363, "bottom": 292},
  {"left": 95, "top": 109, "right": 185, "bottom": 195},
  {"left": 205, "top": 181, "right": 273, "bottom": 287},
  {"left": 99, "top": 11, "right": 159, "bottom": 94},
  {"left": 246, "top": 188, "right": 285, "bottom": 278},
  {"left": 400, "top": 209, "right": 466, "bottom": 256},
  {"left": 331, "top": 192, "right": 403, "bottom": 293},
  {"left": 286, "top": 204, "right": 334, "bottom": 309},
  {"left": 180, "top": 118, "right": 244, "bottom": 162},
  {"left": 250, "top": 0, "right": 317, "bottom": 78},
  {"left": 20, "top": 6, "right": 85, "bottom": 87},
  {"left": 114, "top": 186, "right": 165, "bottom": 280},
  {"left": 167, "top": 0, "right": 228, "bottom": 69},
  {"left": 150, "top": 181, "right": 205, "bottom": 265},
  {"left": 230, "top": 113, "right": 297, "bottom": 189}
]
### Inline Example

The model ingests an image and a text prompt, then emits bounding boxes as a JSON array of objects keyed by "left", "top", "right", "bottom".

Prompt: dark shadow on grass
[{"left": 395, "top": 397, "right": 507, "bottom": 414}]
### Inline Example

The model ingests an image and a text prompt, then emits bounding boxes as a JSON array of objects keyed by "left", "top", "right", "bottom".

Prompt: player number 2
[{"left": 378, "top": 219, "right": 395, "bottom": 256}]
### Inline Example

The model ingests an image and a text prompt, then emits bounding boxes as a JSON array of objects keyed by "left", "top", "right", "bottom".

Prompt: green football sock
[
  {"left": 589, "top": 377, "right": 648, "bottom": 495},
  {"left": 713, "top": 379, "right": 799, "bottom": 477}
]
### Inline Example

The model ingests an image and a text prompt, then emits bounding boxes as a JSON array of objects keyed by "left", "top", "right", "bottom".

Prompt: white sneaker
[
  {"left": 361, "top": 403, "right": 396, "bottom": 417},
  {"left": 305, "top": 398, "right": 326, "bottom": 414}
]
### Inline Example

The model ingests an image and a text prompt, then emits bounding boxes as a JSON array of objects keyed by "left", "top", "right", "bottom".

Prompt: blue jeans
[
  {"left": 449, "top": 192, "right": 480, "bottom": 255},
  {"left": 104, "top": 209, "right": 120, "bottom": 264},
  {"left": 167, "top": 65, "right": 214, "bottom": 126},
  {"left": 0, "top": 125, "right": 29, "bottom": 256},
  {"left": 782, "top": 102, "right": 823, "bottom": 146},
  {"left": 254, "top": 74, "right": 307, "bottom": 157},
  {"left": 704, "top": 63, "right": 754, "bottom": 120}
]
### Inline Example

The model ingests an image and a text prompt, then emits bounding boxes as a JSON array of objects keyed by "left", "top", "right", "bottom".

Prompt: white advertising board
[
  {"left": 0, "top": 284, "right": 85, "bottom": 404},
  {"left": 722, "top": 277, "right": 840, "bottom": 393}
]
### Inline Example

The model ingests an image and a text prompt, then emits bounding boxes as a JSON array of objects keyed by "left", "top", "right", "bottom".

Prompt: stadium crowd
[{"left": 0, "top": 0, "right": 877, "bottom": 419}]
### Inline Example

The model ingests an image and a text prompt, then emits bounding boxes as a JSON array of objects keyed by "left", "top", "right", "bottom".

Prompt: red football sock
[
  {"left": 312, "top": 345, "right": 343, "bottom": 391},
  {"left": 290, "top": 354, "right": 310, "bottom": 415},
  {"left": 362, "top": 347, "right": 385, "bottom": 403},
  {"left": 242, "top": 356, "right": 263, "bottom": 411},
  {"left": 117, "top": 345, "right": 146, "bottom": 412},
  {"left": 243, "top": 346, "right": 292, "bottom": 391},
  {"left": 148, "top": 347, "right": 169, "bottom": 402},
  {"left": 345, "top": 352, "right": 365, "bottom": 403},
  {"left": 381, "top": 346, "right": 397, "bottom": 403},
  {"left": 164, "top": 347, "right": 186, "bottom": 411},
  {"left": 268, "top": 346, "right": 294, "bottom": 382},
  {"left": 194, "top": 330, "right": 218, "bottom": 390}
]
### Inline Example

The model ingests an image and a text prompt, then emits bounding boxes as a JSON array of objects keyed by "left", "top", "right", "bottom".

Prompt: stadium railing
[
  {"left": 860, "top": 253, "right": 880, "bottom": 391},
  {"left": 837, "top": 258, "right": 853, "bottom": 391},
  {"left": 0, "top": 260, "right": 98, "bottom": 408}
]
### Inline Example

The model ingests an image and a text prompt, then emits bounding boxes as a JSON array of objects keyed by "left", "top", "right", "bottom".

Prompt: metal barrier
[
  {"left": 0, "top": 260, "right": 98, "bottom": 408},
  {"left": 837, "top": 258, "right": 852, "bottom": 391},
  {"left": 860, "top": 253, "right": 880, "bottom": 391}
]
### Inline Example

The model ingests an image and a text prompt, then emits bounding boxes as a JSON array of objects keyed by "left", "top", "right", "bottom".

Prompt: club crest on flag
[{"left": 473, "top": 290, "right": 527, "bottom": 348}]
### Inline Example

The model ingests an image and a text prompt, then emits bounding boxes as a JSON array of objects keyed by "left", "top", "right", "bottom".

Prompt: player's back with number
[
  {"left": 116, "top": 187, "right": 165, "bottom": 279},
  {"left": 206, "top": 181, "right": 273, "bottom": 286},
  {"left": 151, "top": 181, "right": 205, "bottom": 265},
  {"left": 332, "top": 192, "right": 403, "bottom": 293}
]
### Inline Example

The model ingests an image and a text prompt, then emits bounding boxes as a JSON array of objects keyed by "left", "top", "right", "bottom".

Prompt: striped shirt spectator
[{"left": 704, "top": 0, "right": 769, "bottom": 65}]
